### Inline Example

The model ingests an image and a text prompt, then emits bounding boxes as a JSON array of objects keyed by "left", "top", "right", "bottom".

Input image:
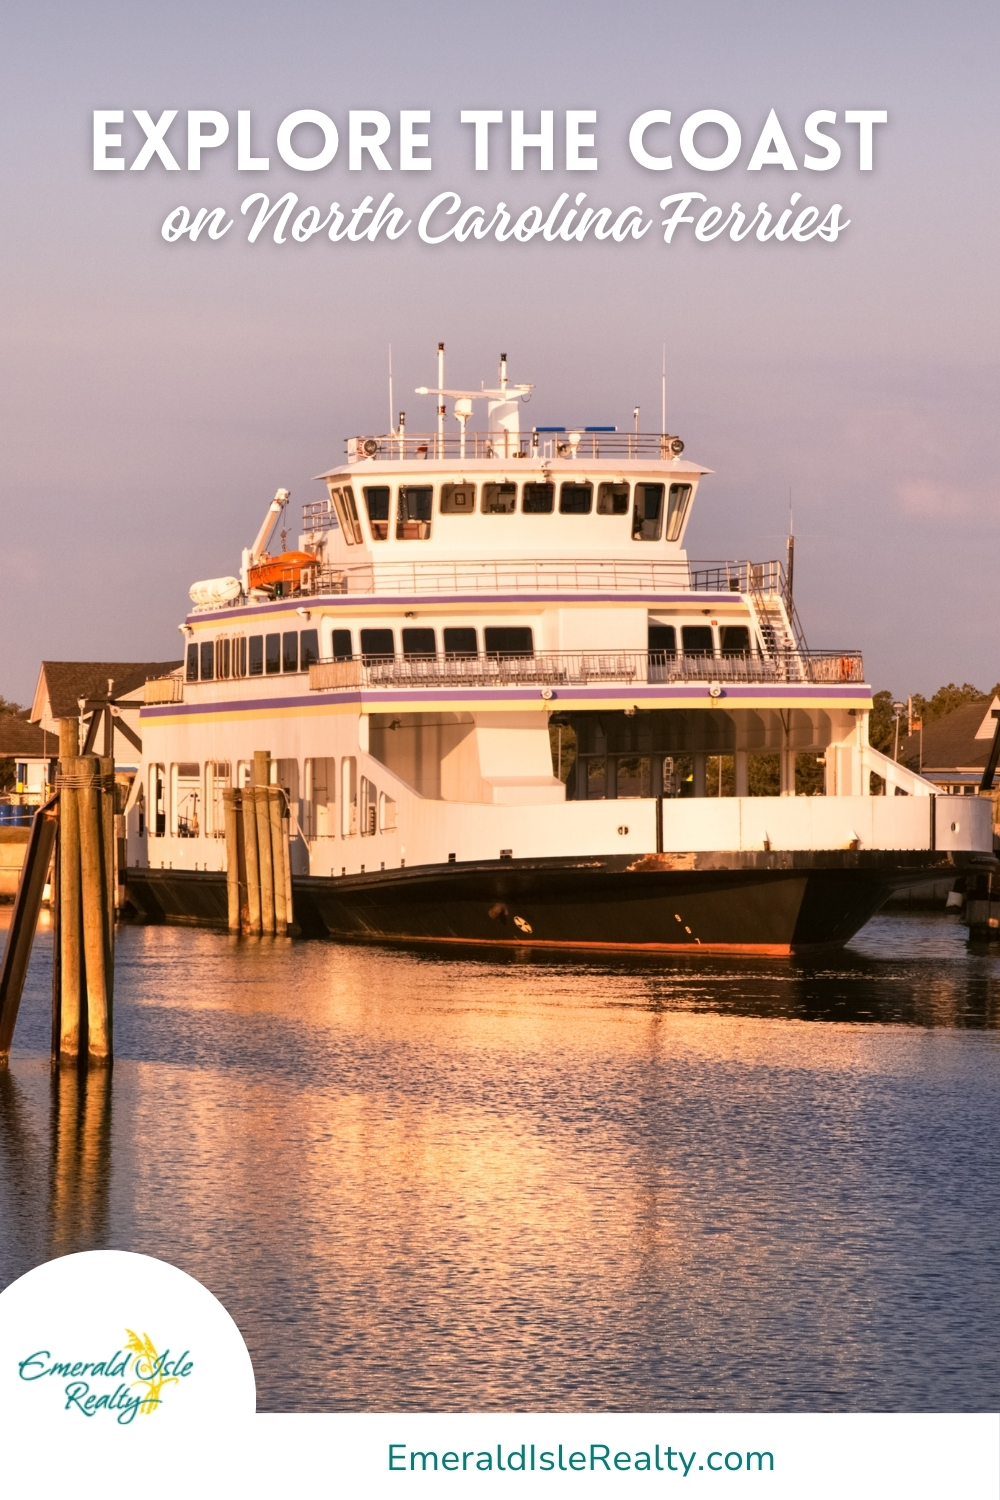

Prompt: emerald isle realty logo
[{"left": 18, "top": 1329, "right": 194, "bottom": 1423}]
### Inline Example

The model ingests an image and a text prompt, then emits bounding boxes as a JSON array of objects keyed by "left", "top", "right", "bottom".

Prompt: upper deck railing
[
  {"left": 210, "top": 558, "right": 787, "bottom": 605},
  {"left": 308, "top": 648, "right": 865, "bottom": 692},
  {"left": 342, "top": 431, "right": 686, "bottom": 464}
]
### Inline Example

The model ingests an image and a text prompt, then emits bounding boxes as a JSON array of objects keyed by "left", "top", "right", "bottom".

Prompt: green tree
[{"left": 868, "top": 689, "right": 898, "bottom": 753}]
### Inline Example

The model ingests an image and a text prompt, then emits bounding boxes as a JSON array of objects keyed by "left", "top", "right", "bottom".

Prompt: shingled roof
[
  {"left": 0, "top": 715, "right": 54, "bottom": 757},
  {"left": 899, "top": 697, "right": 999, "bottom": 773},
  {"left": 30, "top": 661, "right": 182, "bottom": 725}
]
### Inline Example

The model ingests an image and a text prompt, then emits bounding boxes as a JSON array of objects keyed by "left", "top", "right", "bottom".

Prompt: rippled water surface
[{"left": 1, "top": 910, "right": 998, "bottom": 1411}]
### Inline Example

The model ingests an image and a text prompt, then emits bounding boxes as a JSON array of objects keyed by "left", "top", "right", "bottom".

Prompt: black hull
[{"left": 124, "top": 848, "right": 994, "bottom": 954}]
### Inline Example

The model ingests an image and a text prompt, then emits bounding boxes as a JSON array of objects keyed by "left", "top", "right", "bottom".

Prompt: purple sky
[{"left": 2, "top": 0, "right": 997, "bottom": 704}]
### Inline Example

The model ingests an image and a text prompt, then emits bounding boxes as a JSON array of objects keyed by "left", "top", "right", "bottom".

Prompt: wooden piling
[
  {"left": 58, "top": 757, "right": 84, "bottom": 1062},
  {"left": 268, "top": 787, "right": 287, "bottom": 934},
  {"left": 282, "top": 798, "right": 294, "bottom": 929},
  {"left": 242, "top": 787, "right": 262, "bottom": 934},
  {"left": 255, "top": 787, "right": 276, "bottom": 935},
  {"left": 223, "top": 788, "right": 241, "bottom": 932},
  {"left": 78, "top": 757, "right": 111, "bottom": 1063}
]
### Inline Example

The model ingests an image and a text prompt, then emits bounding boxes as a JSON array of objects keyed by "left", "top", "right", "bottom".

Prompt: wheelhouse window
[
  {"left": 363, "top": 486, "right": 390, "bottom": 541},
  {"left": 282, "top": 632, "right": 299, "bottom": 673},
  {"left": 648, "top": 625, "right": 676, "bottom": 655},
  {"left": 186, "top": 643, "right": 198, "bottom": 682},
  {"left": 396, "top": 486, "right": 433, "bottom": 540},
  {"left": 444, "top": 627, "right": 477, "bottom": 657},
  {"left": 522, "top": 482, "right": 554, "bottom": 514},
  {"left": 265, "top": 633, "right": 281, "bottom": 674},
  {"left": 329, "top": 484, "right": 364, "bottom": 544},
  {"left": 681, "top": 625, "right": 714, "bottom": 655},
  {"left": 441, "top": 482, "right": 476, "bottom": 514},
  {"left": 482, "top": 483, "right": 517, "bottom": 514},
  {"left": 720, "top": 625, "right": 751, "bottom": 656},
  {"left": 484, "top": 626, "right": 533, "bottom": 658},
  {"left": 249, "top": 635, "right": 264, "bottom": 676},
  {"left": 402, "top": 628, "right": 436, "bottom": 659},
  {"left": 360, "top": 629, "right": 394, "bottom": 661},
  {"left": 332, "top": 629, "right": 353, "bottom": 661},
  {"left": 597, "top": 482, "right": 630, "bottom": 515},
  {"left": 300, "top": 629, "right": 320, "bottom": 667},
  {"left": 632, "top": 483, "right": 664, "bottom": 541},
  {"left": 559, "top": 483, "right": 592, "bottom": 514},
  {"left": 665, "top": 483, "right": 693, "bottom": 541},
  {"left": 199, "top": 641, "right": 214, "bottom": 680}
]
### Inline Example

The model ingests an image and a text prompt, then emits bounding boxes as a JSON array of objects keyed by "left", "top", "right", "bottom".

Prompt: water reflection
[{"left": 0, "top": 912, "right": 997, "bottom": 1412}]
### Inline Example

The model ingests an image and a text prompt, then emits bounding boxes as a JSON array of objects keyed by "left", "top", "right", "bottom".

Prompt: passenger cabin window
[
  {"left": 402, "top": 628, "right": 436, "bottom": 659},
  {"left": 305, "top": 757, "right": 336, "bottom": 838},
  {"left": 300, "top": 629, "right": 319, "bottom": 667},
  {"left": 360, "top": 629, "right": 394, "bottom": 660},
  {"left": 329, "top": 484, "right": 364, "bottom": 544},
  {"left": 681, "top": 625, "right": 714, "bottom": 655},
  {"left": 363, "top": 486, "right": 390, "bottom": 541},
  {"left": 172, "top": 762, "right": 200, "bottom": 837},
  {"left": 186, "top": 644, "right": 198, "bottom": 682},
  {"left": 665, "top": 483, "right": 693, "bottom": 541},
  {"left": 482, "top": 483, "right": 517, "bottom": 514},
  {"left": 648, "top": 625, "right": 676, "bottom": 655},
  {"left": 265, "top": 633, "right": 281, "bottom": 674},
  {"left": 720, "top": 625, "right": 751, "bottom": 656},
  {"left": 249, "top": 636, "right": 264, "bottom": 675},
  {"left": 397, "top": 486, "right": 432, "bottom": 540},
  {"left": 204, "top": 761, "right": 231, "bottom": 838},
  {"left": 597, "top": 482, "right": 630, "bottom": 515},
  {"left": 332, "top": 629, "right": 353, "bottom": 661},
  {"left": 559, "top": 483, "right": 592, "bottom": 514},
  {"left": 360, "top": 776, "right": 378, "bottom": 836},
  {"left": 632, "top": 483, "right": 665, "bottom": 541},
  {"left": 199, "top": 641, "right": 214, "bottom": 680},
  {"left": 444, "top": 627, "right": 477, "bottom": 657},
  {"left": 522, "top": 482, "right": 554, "bottom": 514},
  {"left": 149, "top": 763, "right": 166, "bottom": 836},
  {"left": 441, "top": 482, "right": 476, "bottom": 514},
  {"left": 215, "top": 638, "right": 231, "bottom": 679},
  {"left": 233, "top": 635, "right": 247, "bottom": 677},
  {"left": 485, "top": 627, "right": 533, "bottom": 658},
  {"left": 342, "top": 757, "right": 357, "bottom": 837},
  {"left": 282, "top": 632, "right": 299, "bottom": 673}
]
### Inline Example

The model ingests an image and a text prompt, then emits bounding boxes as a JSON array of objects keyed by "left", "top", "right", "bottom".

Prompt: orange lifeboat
[{"left": 247, "top": 551, "right": 316, "bottom": 595}]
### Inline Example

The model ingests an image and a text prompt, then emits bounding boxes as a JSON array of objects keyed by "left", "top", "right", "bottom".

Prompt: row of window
[
  {"left": 187, "top": 629, "right": 321, "bottom": 682},
  {"left": 144, "top": 757, "right": 395, "bottom": 840},
  {"left": 185, "top": 623, "right": 755, "bottom": 681},
  {"left": 327, "top": 480, "right": 693, "bottom": 544}
]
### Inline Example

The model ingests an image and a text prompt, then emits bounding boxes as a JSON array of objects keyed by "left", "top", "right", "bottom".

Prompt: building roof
[
  {"left": 0, "top": 715, "right": 53, "bottom": 757},
  {"left": 899, "top": 696, "right": 1000, "bottom": 774},
  {"left": 30, "top": 661, "right": 182, "bottom": 726}
]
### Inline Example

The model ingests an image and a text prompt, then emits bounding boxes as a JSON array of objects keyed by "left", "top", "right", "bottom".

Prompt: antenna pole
[
  {"left": 661, "top": 343, "right": 666, "bottom": 435},
  {"left": 437, "top": 342, "right": 445, "bottom": 457},
  {"left": 388, "top": 344, "right": 394, "bottom": 434},
  {"left": 786, "top": 496, "right": 795, "bottom": 611}
]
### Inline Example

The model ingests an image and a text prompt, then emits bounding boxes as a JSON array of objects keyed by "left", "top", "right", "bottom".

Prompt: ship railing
[
  {"left": 143, "top": 674, "right": 185, "bottom": 705},
  {"left": 278, "top": 558, "right": 792, "bottom": 600},
  {"left": 309, "top": 649, "right": 865, "bottom": 693},
  {"left": 344, "top": 431, "right": 686, "bottom": 463}
]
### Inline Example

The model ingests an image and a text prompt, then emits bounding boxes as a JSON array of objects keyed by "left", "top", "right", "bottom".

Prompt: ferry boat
[{"left": 124, "top": 352, "right": 994, "bottom": 952}]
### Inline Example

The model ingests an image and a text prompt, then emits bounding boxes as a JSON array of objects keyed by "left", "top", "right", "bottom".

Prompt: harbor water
[{"left": 0, "top": 910, "right": 997, "bottom": 1412}]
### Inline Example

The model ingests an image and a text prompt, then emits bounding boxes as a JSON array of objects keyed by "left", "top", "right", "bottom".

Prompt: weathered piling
[
  {"left": 282, "top": 798, "right": 294, "bottom": 928},
  {"left": 268, "top": 786, "right": 287, "bottom": 934},
  {"left": 255, "top": 785, "right": 276, "bottom": 935},
  {"left": 53, "top": 726, "right": 115, "bottom": 1067},
  {"left": 0, "top": 795, "right": 59, "bottom": 1060},
  {"left": 242, "top": 786, "right": 262, "bottom": 934},
  {"left": 223, "top": 787, "right": 241, "bottom": 932}
]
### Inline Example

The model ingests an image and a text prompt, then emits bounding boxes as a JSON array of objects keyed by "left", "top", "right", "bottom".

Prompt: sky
[{"left": 1, "top": 0, "right": 998, "bottom": 704}]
